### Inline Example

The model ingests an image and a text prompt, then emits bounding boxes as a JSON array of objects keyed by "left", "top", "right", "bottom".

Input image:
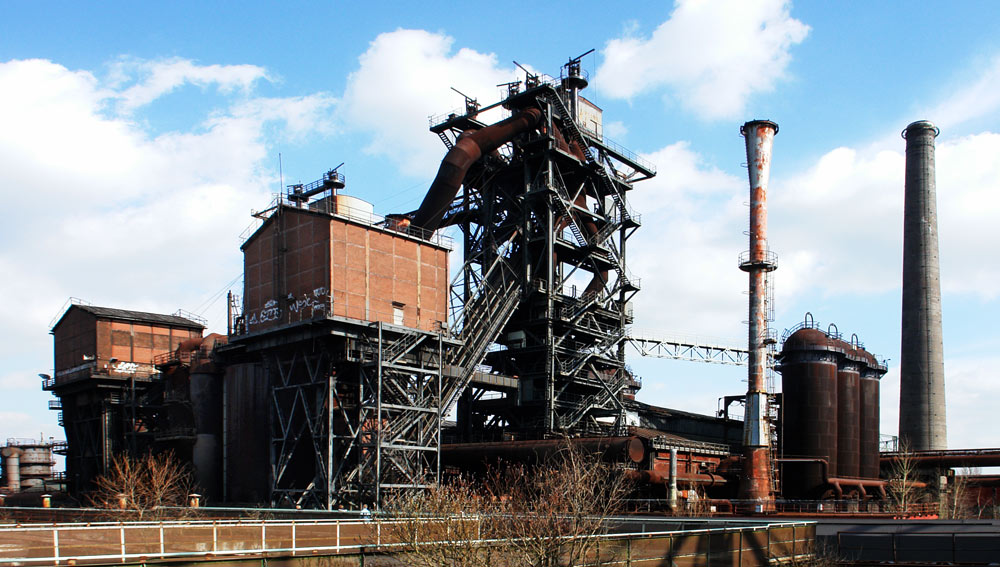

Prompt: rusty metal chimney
[
  {"left": 739, "top": 120, "right": 779, "bottom": 505},
  {"left": 899, "top": 120, "right": 947, "bottom": 451}
]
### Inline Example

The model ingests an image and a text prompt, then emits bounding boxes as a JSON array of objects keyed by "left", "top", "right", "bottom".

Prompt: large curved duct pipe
[
  {"left": 628, "top": 469, "right": 728, "bottom": 488},
  {"left": 442, "top": 436, "right": 645, "bottom": 468},
  {"left": 412, "top": 108, "right": 543, "bottom": 233}
]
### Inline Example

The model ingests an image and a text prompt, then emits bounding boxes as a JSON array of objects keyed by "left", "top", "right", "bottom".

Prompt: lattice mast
[{"left": 419, "top": 52, "right": 655, "bottom": 439}]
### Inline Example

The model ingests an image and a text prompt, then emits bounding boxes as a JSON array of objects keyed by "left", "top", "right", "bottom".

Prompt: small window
[{"left": 392, "top": 302, "right": 405, "bottom": 326}]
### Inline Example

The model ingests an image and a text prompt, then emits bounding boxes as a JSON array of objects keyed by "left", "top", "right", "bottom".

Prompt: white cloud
[
  {"left": 111, "top": 57, "right": 271, "bottom": 112},
  {"left": 0, "top": 57, "right": 336, "bottom": 438},
  {"left": 944, "top": 356, "right": 1000, "bottom": 449},
  {"left": 0, "top": 410, "right": 59, "bottom": 441},
  {"left": 595, "top": 0, "right": 809, "bottom": 120},
  {"left": 879, "top": 355, "right": 1000, "bottom": 450},
  {"left": 930, "top": 55, "right": 1000, "bottom": 130},
  {"left": 768, "top": 133, "right": 1000, "bottom": 303},
  {"left": 604, "top": 120, "right": 628, "bottom": 139},
  {"left": 0, "top": 372, "right": 38, "bottom": 391},
  {"left": 340, "top": 29, "right": 516, "bottom": 177},
  {"left": 629, "top": 141, "right": 748, "bottom": 340}
]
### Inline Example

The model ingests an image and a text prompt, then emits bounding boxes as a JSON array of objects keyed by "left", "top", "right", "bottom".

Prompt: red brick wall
[
  {"left": 243, "top": 207, "right": 448, "bottom": 333},
  {"left": 52, "top": 306, "right": 201, "bottom": 382},
  {"left": 52, "top": 308, "right": 97, "bottom": 373}
]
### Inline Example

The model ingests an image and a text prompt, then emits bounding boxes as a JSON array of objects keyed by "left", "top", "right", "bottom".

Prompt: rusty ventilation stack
[
  {"left": 739, "top": 120, "right": 779, "bottom": 504},
  {"left": 899, "top": 120, "right": 947, "bottom": 451}
]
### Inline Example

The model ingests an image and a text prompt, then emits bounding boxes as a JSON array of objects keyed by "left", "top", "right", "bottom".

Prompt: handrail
[{"left": 0, "top": 515, "right": 814, "bottom": 566}]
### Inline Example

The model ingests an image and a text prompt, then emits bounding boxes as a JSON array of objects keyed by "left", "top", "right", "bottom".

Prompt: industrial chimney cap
[
  {"left": 901, "top": 120, "right": 939, "bottom": 139},
  {"left": 740, "top": 119, "right": 779, "bottom": 136}
]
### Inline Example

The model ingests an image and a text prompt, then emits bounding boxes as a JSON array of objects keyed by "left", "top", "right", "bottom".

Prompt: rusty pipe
[
  {"left": 442, "top": 436, "right": 644, "bottom": 468},
  {"left": 412, "top": 108, "right": 543, "bottom": 232},
  {"left": 881, "top": 451, "right": 1000, "bottom": 469},
  {"left": 779, "top": 457, "right": 888, "bottom": 499},
  {"left": 627, "top": 469, "right": 727, "bottom": 487}
]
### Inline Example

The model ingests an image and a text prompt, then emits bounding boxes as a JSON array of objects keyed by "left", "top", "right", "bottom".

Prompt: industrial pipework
[
  {"left": 739, "top": 120, "right": 779, "bottom": 506},
  {"left": 411, "top": 108, "right": 543, "bottom": 233},
  {"left": 899, "top": 120, "right": 947, "bottom": 451}
]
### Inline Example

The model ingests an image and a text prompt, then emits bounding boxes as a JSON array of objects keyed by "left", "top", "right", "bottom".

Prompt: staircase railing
[
  {"left": 541, "top": 88, "right": 638, "bottom": 291},
  {"left": 442, "top": 256, "right": 522, "bottom": 413}
]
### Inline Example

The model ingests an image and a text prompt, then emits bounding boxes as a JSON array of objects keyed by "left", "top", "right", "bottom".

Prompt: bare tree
[
  {"left": 383, "top": 477, "right": 501, "bottom": 567},
  {"left": 383, "top": 439, "right": 631, "bottom": 567},
  {"left": 89, "top": 451, "right": 195, "bottom": 519},
  {"left": 886, "top": 439, "right": 923, "bottom": 515},
  {"left": 486, "top": 440, "right": 632, "bottom": 567},
  {"left": 940, "top": 467, "right": 980, "bottom": 519}
]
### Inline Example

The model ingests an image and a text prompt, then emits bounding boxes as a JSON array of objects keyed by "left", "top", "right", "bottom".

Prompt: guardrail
[
  {"left": 837, "top": 530, "right": 1000, "bottom": 563},
  {"left": 0, "top": 516, "right": 814, "bottom": 566}
]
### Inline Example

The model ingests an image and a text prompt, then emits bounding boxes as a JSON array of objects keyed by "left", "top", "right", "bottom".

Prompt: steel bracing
[
  {"left": 627, "top": 336, "right": 750, "bottom": 366},
  {"left": 430, "top": 72, "right": 655, "bottom": 441},
  {"left": 46, "top": 374, "right": 163, "bottom": 493},
  {"left": 260, "top": 321, "right": 445, "bottom": 509}
]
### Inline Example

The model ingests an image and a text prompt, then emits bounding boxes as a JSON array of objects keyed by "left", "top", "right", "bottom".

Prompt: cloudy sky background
[{"left": 2, "top": 1, "right": 999, "bottom": 452}]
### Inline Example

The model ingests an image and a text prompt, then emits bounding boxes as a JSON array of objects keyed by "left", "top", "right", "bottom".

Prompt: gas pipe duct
[{"left": 411, "top": 108, "right": 543, "bottom": 232}]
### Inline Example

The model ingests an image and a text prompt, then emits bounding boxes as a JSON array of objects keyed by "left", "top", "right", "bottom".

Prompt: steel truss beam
[
  {"left": 439, "top": 83, "right": 653, "bottom": 440},
  {"left": 263, "top": 322, "right": 444, "bottom": 510},
  {"left": 627, "top": 336, "right": 751, "bottom": 366}
]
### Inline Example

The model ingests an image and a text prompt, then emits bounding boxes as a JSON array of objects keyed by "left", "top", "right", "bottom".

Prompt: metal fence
[
  {"left": 837, "top": 530, "right": 1000, "bottom": 563},
  {"left": 0, "top": 516, "right": 814, "bottom": 566}
]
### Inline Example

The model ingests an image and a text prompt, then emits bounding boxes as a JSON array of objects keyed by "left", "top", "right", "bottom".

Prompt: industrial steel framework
[
  {"left": 235, "top": 315, "right": 448, "bottom": 509},
  {"left": 428, "top": 57, "right": 656, "bottom": 440},
  {"left": 44, "top": 373, "right": 164, "bottom": 492}
]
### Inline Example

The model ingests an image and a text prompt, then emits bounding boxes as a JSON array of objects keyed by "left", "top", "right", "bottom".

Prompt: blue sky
[{"left": 2, "top": 1, "right": 999, "bottom": 454}]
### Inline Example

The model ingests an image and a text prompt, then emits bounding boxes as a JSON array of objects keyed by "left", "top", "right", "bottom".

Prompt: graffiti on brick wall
[
  {"left": 289, "top": 287, "right": 329, "bottom": 318},
  {"left": 113, "top": 361, "right": 140, "bottom": 373},
  {"left": 247, "top": 299, "right": 281, "bottom": 328},
  {"left": 247, "top": 288, "right": 330, "bottom": 329}
]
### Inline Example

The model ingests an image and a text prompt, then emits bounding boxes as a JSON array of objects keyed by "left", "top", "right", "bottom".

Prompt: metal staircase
[
  {"left": 381, "top": 331, "right": 424, "bottom": 364},
  {"left": 437, "top": 131, "right": 453, "bottom": 150},
  {"left": 561, "top": 367, "right": 627, "bottom": 431},
  {"left": 560, "top": 327, "right": 625, "bottom": 378},
  {"left": 542, "top": 88, "right": 638, "bottom": 293},
  {"left": 548, "top": 175, "right": 589, "bottom": 248},
  {"left": 442, "top": 256, "right": 522, "bottom": 413}
]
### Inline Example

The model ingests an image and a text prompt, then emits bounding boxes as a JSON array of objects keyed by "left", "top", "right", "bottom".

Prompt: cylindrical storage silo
[
  {"left": 858, "top": 349, "right": 886, "bottom": 479},
  {"left": 777, "top": 328, "right": 842, "bottom": 498},
  {"left": 833, "top": 340, "right": 861, "bottom": 479},
  {"left": 2, "top": 447, "right": 22, "bottom": 492},
  {"left": 18, "top": 444, "right": 53, "bottom": 491},
  {"left": 335, "top": 194, "right": 375, "bottom": 223}
]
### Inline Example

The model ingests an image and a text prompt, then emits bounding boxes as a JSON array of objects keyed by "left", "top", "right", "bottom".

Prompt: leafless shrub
[
  {"left": 88, "top": 451, "right": 195, "bottom": 520},
  {"left": 887, "top": 439, "right": 924, "bottom": 515},
  {"left": 384, "top": 438, "right": 631, "bottom": 567},
  {"left": 383, "top": 476, "right": 501, "bottom": 567}
]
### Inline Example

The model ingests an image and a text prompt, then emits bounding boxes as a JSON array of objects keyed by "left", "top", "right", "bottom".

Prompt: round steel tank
[
  {"left": 1, "top": 447, "right": 22, "bottom": 492},
  {"left": 17, "top": 444, "right": 53, "bottom": 491},
  {"left": 858, "top": 349, "right": 885, "bottom": 479},
  {"left": 833, "top": 340, "right": 861, "bottom": 479},
  {"left": 778, "top": 328, "right": 842, "bottom": 498},
  {"left": 18, "top": 445, "right": 52, "bottom": 465}
]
